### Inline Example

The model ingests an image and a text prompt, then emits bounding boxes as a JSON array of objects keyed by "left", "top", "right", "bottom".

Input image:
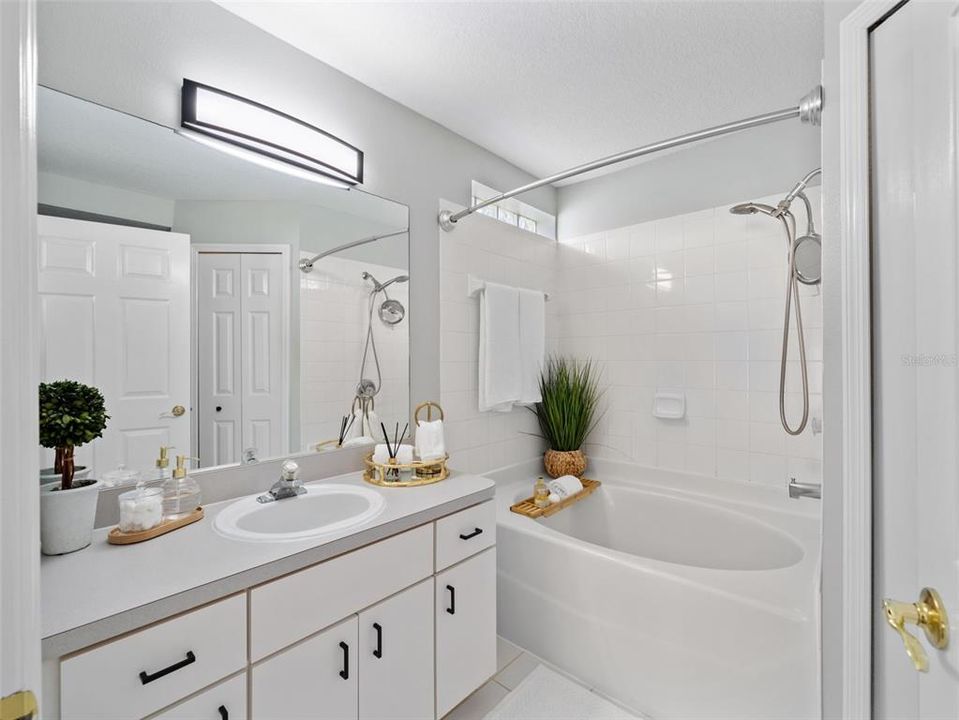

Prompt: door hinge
[{"left": 0, "top": 690, "right": 37, "bottom": 720}]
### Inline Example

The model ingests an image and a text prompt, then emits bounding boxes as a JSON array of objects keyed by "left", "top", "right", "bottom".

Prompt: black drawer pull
[
  {"left": 373, "top": 622, "right": 383, "bottom": 659},
  {"left": 138, "top": 651, "right": 196, "bottom": 685},
  {"left": 459, "top": 527, "right": 484, "bottom": 540},
  {"left": 218, "top": 706, "right": 228, "bottom": 720},
  {"left": 446, "top": 584, "right": 456, "bottom": 615},
  {"left": 339, "top": 641, "right": 350, "bottom": 679}
]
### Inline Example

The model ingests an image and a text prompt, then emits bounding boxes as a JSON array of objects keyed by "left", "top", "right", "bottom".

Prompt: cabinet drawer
[
  {"left": 435, "top": 500, "right": 496, "bottom": 571},
  {"left": 151, "top": 672, "right": 246, "bottom": 720},
  {"left": 61, "top": 594, "right": 246, "bottom": 720},
  {"left": 250, "top": 524, "right": 433, "bottom": 660}
]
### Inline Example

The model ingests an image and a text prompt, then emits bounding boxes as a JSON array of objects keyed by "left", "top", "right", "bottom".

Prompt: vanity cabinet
[
  {"left": 153, "top": 673, "right": 247, "bottom": 720},
  {"left": 54, "top": 499, "right": 496, "bottom": 720},
  {"left": 435, "top": 548, "right": 498, "bottom": 718},
  {"left": 252, "top": 616, "right": 359, "bottom": 720}
]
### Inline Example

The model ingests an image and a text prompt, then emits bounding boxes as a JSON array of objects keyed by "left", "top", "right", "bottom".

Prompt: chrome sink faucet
[{"left": 257, "top": 460, "right": 306, "bottom": 503}]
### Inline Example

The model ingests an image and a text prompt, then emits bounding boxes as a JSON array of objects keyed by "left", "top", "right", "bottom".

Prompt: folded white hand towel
[
  {"left": 548, "top": 492, "right": 561, "bottom": 504},
  {"left": 372, "top": 444, "right": 391, "bottom": 465},
  {"left": 518, "top": 287, "right": 545, "bottom": 405},
  {"left": 547, "top": 475, "right": 584, "bottom": 500},
  {"left": 415, "top": 419, "right": 446, "bottom": 461},
  {"left": 479, "top": 281, "right": 522, "bottom": 412},
  {"left": 395, "top": 444, "right": 414, "bottom": 465},
  {"left": 341, "top": 436, "right": 374, "bottom": 448}
]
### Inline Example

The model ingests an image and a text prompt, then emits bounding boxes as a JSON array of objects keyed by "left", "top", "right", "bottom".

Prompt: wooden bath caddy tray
[
  {"left": 108, "top": 507, "right": 204, "bottom": 545},
  {"left": 510, "top": 478, "right": 601, "bottom": 519}
]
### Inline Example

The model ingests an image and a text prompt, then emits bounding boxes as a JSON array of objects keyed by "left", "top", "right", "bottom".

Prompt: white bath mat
[{"left": 484, "top": 665, "right": 639, "bottom": 720}]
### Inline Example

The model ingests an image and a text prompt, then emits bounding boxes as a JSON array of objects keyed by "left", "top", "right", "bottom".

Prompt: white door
[
  {"left": 872, "top": 1, "right": 959, "bottom": 717},
  {"left": 251, "top": 615, "right": 358, "bottom": 720},
  {"left": 196, "top": 251, "right": 286, "bottom": 467},
  {"left": 1, "top": 0, "right": 41, "bottom": 714},
  {"left": 196, "top": 253, "right": 242, "bottom": 467},
  {"left": 37, "top": 216, "right": 191, "bottom": 477},
  {"left": 358, "top": 579, "right": 434, "bottom": 720},
  {"left": 435, "top": 549, "right": 497, "bottom": 718}
]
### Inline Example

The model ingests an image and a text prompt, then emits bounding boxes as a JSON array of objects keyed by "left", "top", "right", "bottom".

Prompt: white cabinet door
[
  {"left": 38, "top": 216, "right": 191, "bottom": 476},
  {"left": 435, "top": 549, "right": 496, "bottom": 718},
  {"left": 359, "top": 579, "right": 434, "bottom": 720},
  {"left": 251, "top": 615, "right": 358, "bottom": 720},
  {"left": 153, "top": 673, "right": 246, "bottom": 720}
]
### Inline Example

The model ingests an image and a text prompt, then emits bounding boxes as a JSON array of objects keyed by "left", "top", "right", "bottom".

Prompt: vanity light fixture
[{"left": 179, "top": 79, "right": 363, "bottom": 188}]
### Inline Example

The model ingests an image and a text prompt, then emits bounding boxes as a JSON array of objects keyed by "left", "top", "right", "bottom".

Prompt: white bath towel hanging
[
  {"left": 479, "top": 281, "right": 521, "bottom": 412},
  {"left": 478, "top": 280, "right": 546, "bottom": 412},
  {"left": 518, "top": 287, "right": 545, "bottom": 405}
]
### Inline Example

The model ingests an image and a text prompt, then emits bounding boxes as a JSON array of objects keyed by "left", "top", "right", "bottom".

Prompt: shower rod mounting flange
[
  {"left": 438, "top": 210, "right": 457, "bottom": 232},
  {"left": 440, "top": 84, "right": 824, "bottom": 232}
]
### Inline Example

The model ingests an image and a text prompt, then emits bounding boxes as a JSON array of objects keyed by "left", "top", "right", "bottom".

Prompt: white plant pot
[
  {"left": 40, "top": 465, "right": 90, "bottom": 486},
  {"left": 40, "top": 480, "right": 100, "bottom": 555}
]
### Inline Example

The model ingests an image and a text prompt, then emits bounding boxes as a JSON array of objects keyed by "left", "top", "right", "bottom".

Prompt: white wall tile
[{"left": 440, "top": 189, "right": 823, "bottom": 487}]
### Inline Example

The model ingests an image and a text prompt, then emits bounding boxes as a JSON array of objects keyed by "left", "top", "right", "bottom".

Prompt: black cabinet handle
[
  {"left": 373, "top": 622, "right": 383, "bottom": 659},
  {"left": 138, "top": 651, "right": 196, "bottom": 685},
  {"left": 217, "top": 706, "right": 228, "bottom": 720},
  {"left": 446, "top": 584, "right": 456, "bottom": 615},
  {"left": 459, "top": 527, "right": 484, "bottom": 540},
  {"left": 339, "top": 641, "right": 350, "bottom": 680}
]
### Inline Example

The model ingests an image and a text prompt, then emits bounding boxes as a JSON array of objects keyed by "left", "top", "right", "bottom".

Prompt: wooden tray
[
  {"left": 108, "top": 507, "right": 204, "bottom": 545},
  {"left": 510, "top": 478, "right": 601, "bottom": 519}
]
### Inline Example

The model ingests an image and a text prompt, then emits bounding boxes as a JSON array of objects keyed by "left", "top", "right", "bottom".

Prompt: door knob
[
  {"left": 171, "top": 404, "right": 186, "bottom": 417},
  {"left": 882, "top": 587, "right": 949, "bottom": 672}
]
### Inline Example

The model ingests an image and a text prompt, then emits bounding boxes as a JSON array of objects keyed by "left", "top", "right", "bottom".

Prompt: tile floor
[{"left": 443, "top": 637, "right": 639, "bottom": 720}]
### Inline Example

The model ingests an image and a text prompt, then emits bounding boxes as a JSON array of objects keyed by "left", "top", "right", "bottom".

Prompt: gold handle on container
[{"left": 882, "top": 587, "right": 949, "bottom": 673}]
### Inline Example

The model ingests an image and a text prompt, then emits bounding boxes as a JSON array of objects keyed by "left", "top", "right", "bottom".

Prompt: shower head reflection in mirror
[
  {"left": 36, "top": 86, "right": 409, "bottom": 476},
  {"left": 730, "top": 168, "right": 822, "bottom": 436}
]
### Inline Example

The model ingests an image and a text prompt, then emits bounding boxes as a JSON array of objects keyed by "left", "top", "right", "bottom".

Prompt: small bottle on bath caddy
[{"left": 533, "top": 477, "right": 550, "bottom": 508}]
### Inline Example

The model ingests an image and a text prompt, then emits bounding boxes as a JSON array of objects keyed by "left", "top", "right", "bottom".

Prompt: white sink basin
[{"left": 213, "top": 484, "right": 386, "bottom": 543}]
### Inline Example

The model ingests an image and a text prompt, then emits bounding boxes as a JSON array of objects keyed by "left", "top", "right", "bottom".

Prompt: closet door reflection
[{"left": 196, "top": 251, "right": 287, "bottom": 467}]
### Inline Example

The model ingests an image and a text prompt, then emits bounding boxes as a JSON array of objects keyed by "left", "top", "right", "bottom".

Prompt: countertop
[{"left": 41, "top": 469, "right": 495, "bottom": 658}]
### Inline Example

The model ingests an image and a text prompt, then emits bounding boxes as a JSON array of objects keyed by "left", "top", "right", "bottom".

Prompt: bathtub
[{"left": 487, "top": 458, "right": 820, "bottom": 720}]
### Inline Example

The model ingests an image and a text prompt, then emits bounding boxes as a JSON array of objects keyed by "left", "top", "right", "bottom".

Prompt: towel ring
[{"left": 414, "top": 401, "right": 445, "bottom": 426}]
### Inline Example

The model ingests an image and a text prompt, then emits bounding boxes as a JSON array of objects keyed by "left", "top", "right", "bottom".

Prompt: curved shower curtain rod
[
  {"left": 439, "top": 85, "right": 823, "bottom": 232},
  {"left": 299, "top": 228, "right": 408, "bottom": 273}
]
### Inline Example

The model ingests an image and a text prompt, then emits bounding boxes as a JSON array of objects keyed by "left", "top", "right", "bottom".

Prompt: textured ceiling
[{"left": 217, "top": 1, "right": 824, "bottom": 183}]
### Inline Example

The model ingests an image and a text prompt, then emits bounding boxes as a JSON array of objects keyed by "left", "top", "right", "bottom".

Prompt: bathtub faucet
[{"left": 788, "top": 478, "right": 821, "bottom": 500}]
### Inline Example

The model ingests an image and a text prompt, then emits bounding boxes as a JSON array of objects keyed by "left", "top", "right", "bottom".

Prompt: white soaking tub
[{"left": 488, "top": 458, "right": 820, "bottom": 720}]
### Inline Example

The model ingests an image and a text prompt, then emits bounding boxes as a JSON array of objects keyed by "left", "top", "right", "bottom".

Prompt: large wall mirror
[{"left": 38, "top": 86, "right": 410, "bottom": 478}]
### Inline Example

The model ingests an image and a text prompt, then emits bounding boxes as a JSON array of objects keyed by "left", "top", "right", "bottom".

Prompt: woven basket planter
[{"left": 543, "top": 449, "right": 587, "bottom": 479}]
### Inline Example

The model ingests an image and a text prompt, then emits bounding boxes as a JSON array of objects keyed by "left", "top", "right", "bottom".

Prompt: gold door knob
[
  {"left": 171, "top": 405, "right": 186, "bottom": 417},
  {"left": 882, "top": 587, "right": 949, "bottom": 672}
]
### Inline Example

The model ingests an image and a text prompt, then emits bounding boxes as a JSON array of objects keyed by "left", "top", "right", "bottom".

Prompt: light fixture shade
[{"left": 181, "top": 79, "right": 363, "bottom": 186}]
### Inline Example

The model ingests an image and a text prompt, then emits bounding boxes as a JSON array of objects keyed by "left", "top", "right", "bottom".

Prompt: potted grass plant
[
  {"left": 38, "top": 380, "right": 109, "bottom": 555},
  {"left": 531, "top": 356, "right": 604, "bottom": 478}
]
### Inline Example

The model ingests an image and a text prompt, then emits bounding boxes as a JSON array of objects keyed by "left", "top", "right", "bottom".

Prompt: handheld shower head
[
  {"left": 729, "top": 202, "right": 779, "bottom": 217},
  {"left": 362, "top": 272, "right": 409, "bottom": 293}
]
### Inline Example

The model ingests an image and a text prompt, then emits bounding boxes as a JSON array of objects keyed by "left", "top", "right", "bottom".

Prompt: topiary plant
[{"left": 39, "top": 380, "right": 109, "bottom": 489}]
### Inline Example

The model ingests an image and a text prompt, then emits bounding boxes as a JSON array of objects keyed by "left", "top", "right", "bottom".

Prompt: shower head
[
  {"left": 362, "top": 271, "right": 409, "bottom": 293},
  {"left": 729, "top": 201, "right": 779, "bottom": 217}
]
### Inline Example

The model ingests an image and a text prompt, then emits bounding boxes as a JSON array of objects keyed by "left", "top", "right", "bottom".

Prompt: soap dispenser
[
  {"left": 162, "top": 455, "right": 202, "bottom": 521},
  {"left": 153, "top": 445, "right": 173, "bottom": 482}
]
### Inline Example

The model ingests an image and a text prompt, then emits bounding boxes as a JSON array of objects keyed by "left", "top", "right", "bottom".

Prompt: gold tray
[
  {"left": 509, "top": 479, "right": 601, "bottom": 518},
  {"left": 362, "top": 453, "right": 449, "bottom": 487}
]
